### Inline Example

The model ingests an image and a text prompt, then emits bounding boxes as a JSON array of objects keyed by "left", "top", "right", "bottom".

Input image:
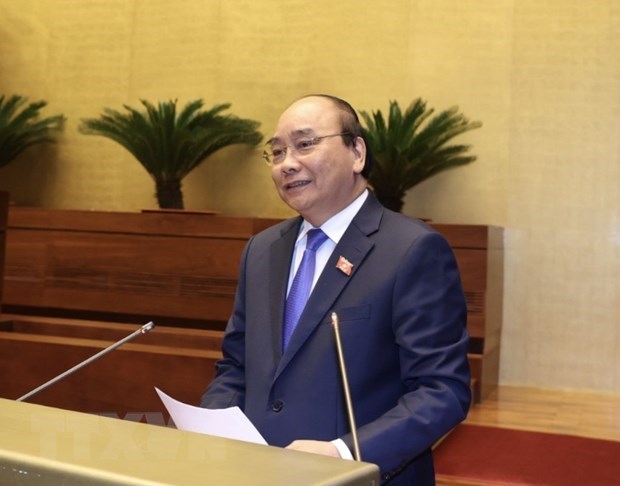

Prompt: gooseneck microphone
[
  {"left": 331, "top": 312, "right": 361, "bottom": 461},
  {"left": 17, "top": 321, "right": 156, "bottom": 402}
]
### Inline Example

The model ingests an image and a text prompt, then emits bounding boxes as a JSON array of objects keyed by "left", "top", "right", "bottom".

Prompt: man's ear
[{"left": 352, "top": 136, "right": 366, "bottom": 174}]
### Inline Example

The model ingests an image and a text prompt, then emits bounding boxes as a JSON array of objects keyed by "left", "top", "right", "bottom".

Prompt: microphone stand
[
  {"left": 17, "top": 321, "right": 156, "bottom": 402},
  {"left": 331, "top": 312, "right": 362, "bottom": 461}
]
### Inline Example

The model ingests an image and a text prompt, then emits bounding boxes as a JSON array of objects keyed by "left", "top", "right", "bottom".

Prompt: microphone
[
  {"left": 17, "top": 321, "right": 156, "bottom": 402},
  {"left": 331, "top": 312, "right": 361, "bottom": 461}
]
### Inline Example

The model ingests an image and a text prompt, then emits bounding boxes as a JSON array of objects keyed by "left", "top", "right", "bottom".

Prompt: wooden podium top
[{"left": 0, "top": 398, "right": 378, "bottom": 485}]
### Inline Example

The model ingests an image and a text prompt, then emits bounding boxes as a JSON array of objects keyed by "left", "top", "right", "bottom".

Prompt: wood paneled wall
[
  {"left": 0, "top": 316, "right": 222, "bottom": 417},
  {"left": 0, "top": 208, "right": 503, "bottom": 413},
  {"left": 2, "top": 207, "right": 280, "bottom": 328},
  {"left": 0, "top": 192, "right": 8, "bottom": 316}
]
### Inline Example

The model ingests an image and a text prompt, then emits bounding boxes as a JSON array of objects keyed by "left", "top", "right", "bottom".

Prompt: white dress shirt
[{"left": 287, "top": 189, "right": 368, "bottom": 296}]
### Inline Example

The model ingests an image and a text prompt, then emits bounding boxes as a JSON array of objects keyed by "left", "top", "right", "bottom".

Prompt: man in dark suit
[{"left": 200, "top": 94, "right": 471, "bottom": 484}]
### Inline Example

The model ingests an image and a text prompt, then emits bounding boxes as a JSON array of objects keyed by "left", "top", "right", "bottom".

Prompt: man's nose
[{"left": 280, "top": 148, "right": 301, "bottom": 170}]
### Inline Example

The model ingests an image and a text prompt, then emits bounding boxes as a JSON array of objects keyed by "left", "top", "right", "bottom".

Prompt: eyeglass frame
[{"left": 262, "top": 132, "right": 354, "bottom": 167}]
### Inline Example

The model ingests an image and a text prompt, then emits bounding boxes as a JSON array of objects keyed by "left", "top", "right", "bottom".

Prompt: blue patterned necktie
[{"left": 283, "top": 228, "right": 329, "bottom": 351}]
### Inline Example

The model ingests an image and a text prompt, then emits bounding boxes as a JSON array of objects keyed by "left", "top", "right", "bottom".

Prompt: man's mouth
[{"left": 285, "top": 180, "right": 311, "bottom": 190}]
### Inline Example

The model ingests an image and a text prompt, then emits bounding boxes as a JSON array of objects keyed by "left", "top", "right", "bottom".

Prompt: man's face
[{"left": 269, "top": 97, "right": 366, "bottom": 227}]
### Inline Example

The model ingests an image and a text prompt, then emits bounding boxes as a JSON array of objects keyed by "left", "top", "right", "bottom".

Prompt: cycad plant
[
  {"left": 360, "top": 99, "right": 482, "bottom": 212},
  {"left": 79, "top": 99, "right": 263, "bottom": 209},
  {"left": 0, "top": 95, "right": 65, "bottom": 169}
]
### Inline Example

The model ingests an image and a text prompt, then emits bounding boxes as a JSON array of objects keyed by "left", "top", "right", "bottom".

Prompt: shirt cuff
[{"left": 331, "top": 438, "right": 354, "bottom": 460}]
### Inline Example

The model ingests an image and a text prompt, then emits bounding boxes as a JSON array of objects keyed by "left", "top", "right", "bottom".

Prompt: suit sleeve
[
  {"left": 199, "top": 238, "right": 252, "bottom": 410},
  {"left": 344, "top": 231, "right": 471, "bottom": 475}
]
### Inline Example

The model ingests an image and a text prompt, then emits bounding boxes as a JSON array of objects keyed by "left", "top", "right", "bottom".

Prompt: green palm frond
[
  {"left": 79, "top": 99, "right": 263, "bottom": 181},
  {"left": 360, "top": 99, "right": 482, "bottom": 212},
  {"left": 79, "top": 99, "right": 263, "bottom": 208},
  {"left": 0, "top": 95, "right": 65, "bottom": 168}
]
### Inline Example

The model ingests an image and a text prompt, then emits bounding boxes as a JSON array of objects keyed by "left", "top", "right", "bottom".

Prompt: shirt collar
[{"left": 296, "top": 189, "right": 369, "bottom": 244}]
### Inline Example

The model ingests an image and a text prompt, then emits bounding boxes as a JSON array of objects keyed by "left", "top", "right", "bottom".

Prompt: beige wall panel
[{"left": 501, "top": 0, "right": 620, "bottom": 391}]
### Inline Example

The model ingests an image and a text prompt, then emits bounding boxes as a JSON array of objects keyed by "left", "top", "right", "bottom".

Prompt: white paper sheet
[{"left": 155, "top": 387, "right": 267, "bottom": 445}]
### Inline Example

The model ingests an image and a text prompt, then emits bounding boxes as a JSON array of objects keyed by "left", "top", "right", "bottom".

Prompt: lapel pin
[{"left": 336, "top": 256, "right": 354, "bottom": 276}]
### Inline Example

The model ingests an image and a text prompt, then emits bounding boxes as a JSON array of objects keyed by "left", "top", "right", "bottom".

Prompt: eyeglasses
[{"left": 263, "top": 132, "right": 352, "bottom": 166}]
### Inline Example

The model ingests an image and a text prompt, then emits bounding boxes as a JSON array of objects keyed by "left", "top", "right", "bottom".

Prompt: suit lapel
[
  {"left": 268, "top": 218, "right": 302, "bottom": 364},
  {"left": 274, "top": 193, "right": 384, "bottom": 380}
]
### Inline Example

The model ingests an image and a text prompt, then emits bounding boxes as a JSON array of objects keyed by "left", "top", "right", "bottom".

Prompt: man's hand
[{"left": 285, "top": 440, "right": 341, "bottom": 457}]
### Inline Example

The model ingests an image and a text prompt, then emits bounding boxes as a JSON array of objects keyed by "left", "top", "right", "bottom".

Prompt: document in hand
[{"left": 155, "top": 387, "right": 267, "bottom": 445}]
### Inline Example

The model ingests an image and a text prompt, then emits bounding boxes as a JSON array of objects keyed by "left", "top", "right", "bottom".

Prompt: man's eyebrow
[
  {"left": 266, "top": 129, "right": 315, "bottom": 145},
  {"left": 291, "top": 128, "right": 315, "bottom": 137}
]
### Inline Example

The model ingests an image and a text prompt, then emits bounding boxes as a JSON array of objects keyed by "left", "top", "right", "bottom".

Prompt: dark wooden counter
[{"left": 1, "top": 207, "right": 503, "bottom": 412}]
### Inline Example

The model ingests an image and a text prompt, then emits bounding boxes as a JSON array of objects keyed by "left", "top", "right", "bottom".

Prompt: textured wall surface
[{"left": 0, "top": 0, "right": 618, "bottom": 393}]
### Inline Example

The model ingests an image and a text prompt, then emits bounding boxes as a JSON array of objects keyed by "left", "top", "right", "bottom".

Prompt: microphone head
[{"left": 141, "top": 321, "right": 156, "bottom": 334}]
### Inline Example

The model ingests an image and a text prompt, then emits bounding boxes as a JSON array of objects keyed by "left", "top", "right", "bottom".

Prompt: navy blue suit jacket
[{"left": 201, "top": 192, "right": 471, "bottom": 485}]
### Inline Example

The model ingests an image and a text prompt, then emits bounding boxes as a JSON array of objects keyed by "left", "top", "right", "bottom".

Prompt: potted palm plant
[
  {"left": 360, "top": 99, "right": 482, "bottom": 212},
  {"left": 0, "top": 95, "right": 65, "bottom": 169},
  {"left": 79, "top": 99, "right": 263, "bottom": 209}
]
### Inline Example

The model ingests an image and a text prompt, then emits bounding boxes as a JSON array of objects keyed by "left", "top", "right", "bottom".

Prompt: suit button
[{"left": 272, "top": 400, "right": 284, "bottom": 413}]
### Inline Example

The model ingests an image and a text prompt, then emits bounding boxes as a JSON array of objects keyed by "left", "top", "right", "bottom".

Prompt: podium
[{"left": 0, "top": 398, "right": 379, "bottom": 485}]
